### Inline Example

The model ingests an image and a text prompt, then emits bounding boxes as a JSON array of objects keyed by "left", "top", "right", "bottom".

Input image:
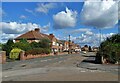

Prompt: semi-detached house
[{"left": 15, "top": 28, "right": 63, "bottom": 53}]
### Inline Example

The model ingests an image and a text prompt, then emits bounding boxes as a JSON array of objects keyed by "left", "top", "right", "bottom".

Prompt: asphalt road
[{"left": 2, "top": 52, "right": 119, "bottom": 81}]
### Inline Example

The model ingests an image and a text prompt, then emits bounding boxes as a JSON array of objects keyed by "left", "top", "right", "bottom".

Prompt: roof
[{"left": 15, "top": 30, "right": 49, "bottom": 40}]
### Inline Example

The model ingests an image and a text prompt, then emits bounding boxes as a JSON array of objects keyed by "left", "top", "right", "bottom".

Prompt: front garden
[{"left": 2, "top": 38, "right": 51, "bottom": 60}]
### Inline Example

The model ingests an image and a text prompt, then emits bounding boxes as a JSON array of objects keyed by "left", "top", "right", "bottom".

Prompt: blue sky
[{"left": 1, "top": 1, "right": 119, "bottom": 46}]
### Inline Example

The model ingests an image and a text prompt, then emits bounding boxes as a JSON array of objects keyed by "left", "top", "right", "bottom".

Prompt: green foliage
[
  {"left": 0, "top": 43, "right": 3, "bottom": 51},
  {"left": 19, "top": 38, "right": 28, "bottom": 43},
  {"left": 99, "top": 34, "right": 120, "bottom": 64},
  {"left": 9, "top": 48, "right": 22, "bottom": 60},
  {"left": 30, "top": 42, "right": 40, "bottom": 48},
  {"left": 39, "top": 38, "right": 50, "bottom": 48},
  {"left": 12, "top": 39, "right": 31, "bottom": 51},
  {"left": 30, "top": 38, "right": 50, "bottom": 49},
  {"left": 25, "top": 48, "right": 51, "bottom": 55},
  {"left": 2, "top": 39, "right": 14, "bottom": 56}
]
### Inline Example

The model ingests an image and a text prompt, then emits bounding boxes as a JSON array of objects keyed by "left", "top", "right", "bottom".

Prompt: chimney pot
[{"left": 35, "top": 28, "right": 40, "bottom": 32}]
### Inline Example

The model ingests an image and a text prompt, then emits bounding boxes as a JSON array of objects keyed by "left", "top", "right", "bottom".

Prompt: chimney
[
  {"left": 35, "top": 28, "right": 40, "bottom": 32},
  {"left": 49, "top": 34, "right": 54, "bottom": 37}
]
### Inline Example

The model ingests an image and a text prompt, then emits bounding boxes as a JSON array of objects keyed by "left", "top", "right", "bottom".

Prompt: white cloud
[
  {"left": 25, "top": 9, "right": 36, "bottom": 16},
  {"left": 118, "top": 1, "right": 120, "bottom": 20},
  {"left": 75, "top": 32, "right": 115, "bottom": 46},
  {"left": 0, "top": 33, "right": 20, "bottom": 43},
  {"left": 84, "top": 31, "right": 93, "bottom": 36},
  {"left": 1, "top": 22, "right": 40, "bottom": 34},
  {"left": 53, "top": 7, "right": 77, "bottom": 29},
  {"left": 20, "top": 15, "right": 27, "bottom": 19},
  {"left": 41, "top": 23, "right": 50, "bottom": 32},
  {"left": 65, "top": 28, "right": 91, "bottom": 34},
  {"left": 35, "top": 3, "right": 56, "bottom": 14},
  {"left": 0, "top": 22, "right": 50, "bottom": 43},
  {"left": 80, "top": 0, "right": 118, "bottom": 29},
  {"left": 1, "top": 22, "right": 51, "bottom": 34}
]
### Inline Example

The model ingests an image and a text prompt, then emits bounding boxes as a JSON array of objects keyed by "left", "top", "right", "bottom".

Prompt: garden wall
[
  {"left": 20, "top": 51, "right": 54, "bottom": 60},
  {"left": 0, "top": 51, "right": 6, "bottom": 64}
]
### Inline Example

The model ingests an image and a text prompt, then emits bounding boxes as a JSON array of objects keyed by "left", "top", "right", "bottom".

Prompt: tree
[
  {"left": 2, "top": 39, "right": 14, "bottom": 56},
  {"left": 99, "top": 34, "right": 120, "bottom": 64}
]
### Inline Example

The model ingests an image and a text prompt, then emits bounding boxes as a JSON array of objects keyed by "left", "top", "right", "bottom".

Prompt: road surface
[{"left": 2, "top": 52, "right": 119, "bottom": 81}]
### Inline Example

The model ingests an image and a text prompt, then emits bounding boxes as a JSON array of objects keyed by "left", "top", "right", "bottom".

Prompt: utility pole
[{"left": 68, "top": 35, "right": 71, "bottom": 54}]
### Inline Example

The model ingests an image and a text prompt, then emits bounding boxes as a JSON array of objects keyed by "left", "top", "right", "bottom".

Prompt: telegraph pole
[{"left": 68, "top": 35, "right": 71, "bottom": 54}]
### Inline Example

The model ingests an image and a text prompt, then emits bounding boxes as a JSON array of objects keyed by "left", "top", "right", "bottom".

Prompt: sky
[{"left": 0, "top": 0, "right": 119, "bottom": 47}]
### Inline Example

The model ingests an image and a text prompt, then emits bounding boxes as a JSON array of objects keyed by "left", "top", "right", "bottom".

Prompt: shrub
[
  {"left": 9, "top": 48, "right": 22, "bottom": 60},
  {"left": 12, "top": 40, "right": 31, "bottom": 51},
  {"left": 99, "top": 34, "right": 120, "bottom": 64},
  {"left": 39, "top": 38, "right": 50, "bottom": 48},
  {"left": 25, "top": 48, "right": 51, "bottom": 56},
  {"left": 30, "top": 42, "right": 40, "bottom": 49}
]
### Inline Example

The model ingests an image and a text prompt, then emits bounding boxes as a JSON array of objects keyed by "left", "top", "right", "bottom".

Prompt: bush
[
  {"left": 25, "top": 48, "right": 51, "bottom": 56},
  {"left": 99, "top": 34, "right": 120, "bottom": 64},
  {"left": 39, "top": 38, "right": 50, "bottom": 48},
  {"left": 9, "top": 48, "right": 22, "bottom": 60},
  {"left": 30, "top": 42, "right": 40, "bottom": 49},
  {"left": 12, "top": 40, "right": 31, "bottom": 51}
]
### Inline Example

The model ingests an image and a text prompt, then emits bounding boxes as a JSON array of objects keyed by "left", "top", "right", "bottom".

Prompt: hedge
[{"left": 25, "top": 48, "right": 51, "bottom": 56}]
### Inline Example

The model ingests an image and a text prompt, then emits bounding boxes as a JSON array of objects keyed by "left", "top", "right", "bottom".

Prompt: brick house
[
  {"left": 15, "top": 28, "right": 49, "bottom": 43},
  {"left": 60, "top": 40, "right": 80, "bottom": 52},
  {"left": 49, "top": 34, "right": 63, "bottom": 52},
  {"left": 15, "top": 28, "right": 63, "bottom": 53}
]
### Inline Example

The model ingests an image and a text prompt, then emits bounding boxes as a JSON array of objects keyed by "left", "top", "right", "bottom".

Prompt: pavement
[{"left": 1, "top": 52, "right": 119, "bottom": 81}]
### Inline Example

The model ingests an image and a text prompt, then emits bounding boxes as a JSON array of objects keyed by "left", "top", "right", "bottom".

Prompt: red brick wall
[
  {"left": 0, "top": 51, "right": 6, "bottom": 64},
  {"left": 20, "top": 51, "right": 53, "bottom": 60}
]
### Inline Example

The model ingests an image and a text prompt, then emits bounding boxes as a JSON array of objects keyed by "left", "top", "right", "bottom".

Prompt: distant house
[
  {"left": 15, "top": 28, "right": 63, "bottom": 53},
  {"left": 49, "top": 34, "right": 63, "bottom": 52},
  {"left": 92, "top": 46, "right": 99, "bottom": 52},
  {"left": 60, "top": 40, "right": 80, "bottom": 52}
]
